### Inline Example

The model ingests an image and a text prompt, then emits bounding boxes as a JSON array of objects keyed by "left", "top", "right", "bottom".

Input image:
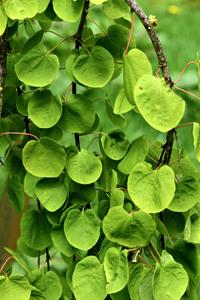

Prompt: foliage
[{"left": 0, "top": 0, "right": 200, "bottom": 300}]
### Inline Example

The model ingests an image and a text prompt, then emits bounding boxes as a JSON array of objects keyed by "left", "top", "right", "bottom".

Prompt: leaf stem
[
  {"left": 0, "top": 131, "right": 39, "bottom": 141},
  {"left": 125, "top": 15, "right": 135, "bottom": 55}
]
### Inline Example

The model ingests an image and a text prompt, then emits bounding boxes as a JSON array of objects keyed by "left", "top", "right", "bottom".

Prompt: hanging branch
[
  {"left": 0, "top": 32, "right": 8, "bottom": 117},
  {"left": 72, "top": 0, "right": 90, "bottom": 151}
]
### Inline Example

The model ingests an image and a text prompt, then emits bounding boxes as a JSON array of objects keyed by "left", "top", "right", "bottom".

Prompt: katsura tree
[{"left": 0, "top": 0, "right": 200, "bottom": 299}]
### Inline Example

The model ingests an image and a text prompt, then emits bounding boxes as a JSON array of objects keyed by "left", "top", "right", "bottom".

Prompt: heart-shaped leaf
[
  {"left": 73, "top": 256, "right": 107, "bottom": 300},
  {"left": 104, "top": 247, "right": 129, "bottom": 294},
  {"left": 134, "top": 75, "right": 185, "bottom": 132},
  {"left": 64, "top": 208, "right": 101, "bottom": 250},
  {"left": 52, "top": 0, "right": 84, "bottom": 22},
  {"left": 2, "top": 0, "right": 38, "bottom": 19},
  {"left": 28, "top": 90, "right": 62, "bottom": 128},
  {"left": 0, "top": 3, "right": 7, "bottom": 36},
  {"left": 103, "top": 206, "right": 156, "bottom": 247},
  {"left": 101, "top": 131, "right": 129, "bottom": 160},
  {"left": 22, "top": 137, "right": 66, "bottom": 178},
  {"left": 153, "top": 251, "right": 189, "bottom": 300},
  {"left": 36, "top": 178, "right": 68, "bottom": 212},
  {"left": 66, "top": 148, "right": 102, "bottom": 184},
  {"left": 128, "top": 162, "right": 175, "bottom": 213},
  {"left": 73, "top": 46, "right": 114, "bottom": 88},
  {"left": 0, "top": 275, "right": 32, "bottom": 300},
  {"left": 15, "top": 46, "right": 59, "bottom": 87}
]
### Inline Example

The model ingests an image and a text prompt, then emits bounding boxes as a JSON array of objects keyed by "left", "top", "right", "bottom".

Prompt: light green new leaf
[
  {"left": 36, "top": 178, "right": 68, "bottom": 212},
  {"left": 37, "top": 0, "right": 50, "bottom": 13},
  {"left": 103, "top": 0, "right": 129, "bottom": 19},
  {"left": 153, "top": 251, "right": 189, "bottom": 300},
  {"left": 73, "top": 46, "right": 114, "bottom": 88},
  {"left": 64, "top": 208, "right": 101, "bottom": 250},
  {"left": 52, "top": 0, "right": 84, "bottom": 22},
  {"left": 2, "top": 0, "right": 38, "bottom": 19},
  {"left": 28, "top": 90, "right": 62, "bottom": 128},
  {"left": 113, "top": 89, "right": 134, "bottom": 114},
  {"left": 123, "top": 49, "right": 152, "bottom": 104},
  {"left": 101, "top": 131, "right": 129, "bottom": 160},
  {"left": 134, "top": 75, "right": 185, "bottom": 132},
  {"left": 103, "top": 207, "right": 156, "bottom": 247},
  {"left": 193, "top": 122, "right": 200, "bottom": 161},
  {"left": 168, "top": 158, "right": 200, "bottom": 212},
  {"left": 20, "top": 210, "right": 51, "bottom": 250},
  {"left": 128, "top": 162, "right": 175, "bottom": 213},
  {"left": 118, "top": 137, "right": 148, "bottom": 174},
  {"left": 184, "top": 203, "right": 200, "bottom": 244},
  {"left": 110, "top": 188, "right": 124, "bottom": 208},
  {"left": 58, "top": 94, "right": 96, "bottom": 133},
  {"left": 51, "top": 227, "right": 74, "bottom": 257},
  {"left": 22, "top": 137, "right": 66, "bottom": 178},
  {"left": 33, "top": 271, "right": 62, "bottom": 300},
  {"left": 0, "top": 4, "right": 7, "bottom": 36},
  {"left": 15, "top": 46, "right": 59, "bottom": 87},
  {"left": 66, "top": 148, "right": 102, "bottom": 184},
  {"left": 0, "top": 275, "right": 32, "bottom": 300},
  {"left": 104, "top": 247, "right": 129, "bottom": 294},
  {"left": 73, "top": 256, "right": 107, "bottom": 300}
]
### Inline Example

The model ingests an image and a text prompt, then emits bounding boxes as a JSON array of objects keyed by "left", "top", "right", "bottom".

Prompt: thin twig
[
  {"left": 0, "top": 131, "right": 39, "bottom": 140},
  {"left": 0, "top": 256, "right": 13, "bottom": 273},
  {"left": 0, "top": 31, "right": 8, "bottom": 116}
]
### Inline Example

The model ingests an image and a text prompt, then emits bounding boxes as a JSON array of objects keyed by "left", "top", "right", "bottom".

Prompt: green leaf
[
  {"left": 110, "top": 188, "right": 124, "bottom": 208},
  {"left": 37, "top": 0, "right": 50, "bottom": 13},
  {"left": 21, "top": 30, "right": 44, "bottom": 55},
  {"left": 36, "top": 178, "right": 68, "bottom": 212},
  {"left": 20, "top": 210, "right": 52, "bottom": 250},
  {"left": 0, "top": 275, "right": 32, "bottom": 300},
  {"left": 66, "top": 148, "right": 102, "bottom": 184},
  {"left": 106, "top": 101, "right": 126, "bottom": 128},
  {"left": 64, "top": 208, "right": 101, "bottom": 250},
  {"left": 103, "top": 0, "right": 129, "bottom": 19},
  {"left": 28, "top": 90, "right": 62, "bottom": 128},
  {"left": 134, "top": 75, "right": 185, "bottom": 132},
  {"left": 113, "top": 89, "right": 134, "bottom": 115},
  {"left": 103, "top": 207, "right": 156, "bottom": 247},
  {"left": 128, "top": 264, "right": 149, "bottom": 300},
  {"left": 153, "top": 251, "right": 189, "bottom": 300},
  {"left": 0, "top": 3, "right": 7, "bottom": 36},
  {"left": 72, "top": 256, "right": 107, "bottom": 300},
  {"left": 193, "top": 122, "right": 200, "bottom": 161},
  {"left": 123, "top": 49, "right": 152, "bottom": 104},
  {"left": 110, "top": 287, "right": 131, "bottom": 300},
  {"left": 51, "top": 227, "right": 74, "bottom": 257},
  {"left": 22, "top": 137, "right": 66, "bottom": 178},
  {"left": 73, "top": 46, "right": 114, "bottom": 88},
  {"left": 128, "top": 162, "right": 175, "bottom": 213},
  {"left": 30, "top": 289, "right": 46, "bottom": 300},
  {"left": 138, "top": 270, "right": 154, "bottom": 300},
  {"left": 104, "top": 247, "right": 129, "bottom": 294},
  {"left": 58, "top": 94, "right": 96, "bottom": 133},
  {"left": 24, "top": 173, "right": 41, "bottom": 198},
  {"left": 101, "top": 131, "right": 129, "bottom": 160},
  {"left": 52, "top": 0, "right": 84, "bottom": 22},
  {"left": 118, "top": 137, "right": 148, "bottom": 174},
  {"left": 97, "top": 24, "right": 135, "bottom": 60},
  {"left": 7, "top": 174, "right": 24, "bottom": 211},
  {"left": 15, "top": 46, "right": 59, "bottom": 87},
  {"left": 33, "top": 271, "right": 62, "bottom": 300},
  {"left": 184, "top": 203, "right": 200, "bottom": 244},
  {"left": 168, "top": 158, "right": 200, "bottom": 212},
  {"left": 2, "top": 0, "right": 38, "bottom": 20}
]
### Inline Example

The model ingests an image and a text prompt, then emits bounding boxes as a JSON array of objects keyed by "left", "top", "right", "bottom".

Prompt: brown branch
[
  {"left": 72, "top": 0, "right": 90, "bottom": 151},
  {"left": 0, "top": 32, "right": 8, "bottom": 116},
  {"left": 126, "top": 0, "right": 173, "bottom": 87}
]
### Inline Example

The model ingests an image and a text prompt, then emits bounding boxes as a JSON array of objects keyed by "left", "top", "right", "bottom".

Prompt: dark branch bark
[
  {"left": 0, "top": 32, "right": 8, "bottom": 117},
  {"left": 126, "top": 0, "right": 174, "bottom": 87},
  {"left": 72, "top": 0, "right": 90, "bottom": 151}
]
